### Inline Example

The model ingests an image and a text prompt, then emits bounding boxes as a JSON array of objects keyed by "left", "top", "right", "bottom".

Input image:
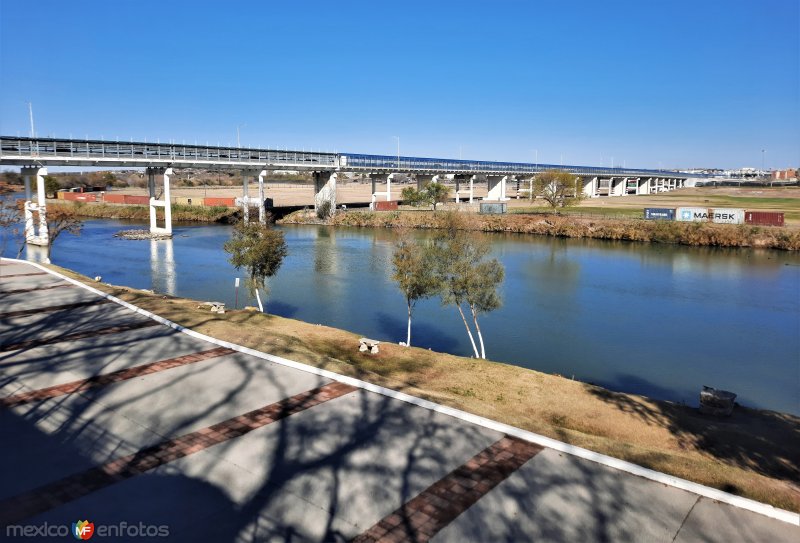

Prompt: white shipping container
[
  {"left": 709, "top": 208, "right": 744, "bottom": 225},
  {"left": 676, "top": 207, "right": 709, "bottom": 222},
  {"left": 676, "top": 207, "right": 744, "bottom": 224}
]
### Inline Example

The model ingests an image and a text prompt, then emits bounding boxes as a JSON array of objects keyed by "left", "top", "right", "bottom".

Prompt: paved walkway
[{"left": 1, "top": 258, "right": 797, "bottom": 542}]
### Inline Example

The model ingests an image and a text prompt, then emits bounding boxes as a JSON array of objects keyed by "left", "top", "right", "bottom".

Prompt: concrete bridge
[{"left": 1, "top": 136, "right": 701, "bottom": 245}]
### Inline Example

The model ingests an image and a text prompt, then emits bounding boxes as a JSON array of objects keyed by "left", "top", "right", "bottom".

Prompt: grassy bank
[
  {"left": 50, "top": 265, "right": 800, "bottom": 512},
  {"left": 280, "top": 209, "right": 800, "bottom": 250},
  {"left": 48, "top": 201, "right": 237, "bottom": 222}
]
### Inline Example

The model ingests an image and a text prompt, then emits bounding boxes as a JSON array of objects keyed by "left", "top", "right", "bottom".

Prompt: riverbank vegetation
[
  {"left": 49, "top": 265, "right": 800, "bottom": 513},
  {"left": 47, "top": 201, "right": 238, "bottom": 222},
  {"left": 280, "top": 209, "right": 800, "bottom": 250}
]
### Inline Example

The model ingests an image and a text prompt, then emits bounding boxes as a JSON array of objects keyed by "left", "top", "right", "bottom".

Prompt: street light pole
[
  {"left": 761, "top": 149, "right": 765, "bottom": 179},
  {"left": 393, "top": 136, "right": 400, "bottom": 168},
  {"left": 27, "top": 102, "right": 35, "bottom": 138}
]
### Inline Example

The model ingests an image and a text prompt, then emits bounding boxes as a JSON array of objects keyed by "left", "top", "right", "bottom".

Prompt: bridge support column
[
  {"left": 470, "top": 175, "right": 477, "bottom": 203},
  {"left": 582, "top": 176, "right": 598, "bottom": 198},
  {"left": 609, "top": 176, "right": 625, "bottom": 197},
  {"left": 147, "top": 167, "right": 173, "bottom": 236},
  {"left": 415, "top": 174, "right": 434, "bottom": 191},
  {"left": 242, "top": 172, "right": 250, "bottom": 223},
  {"left": 21, "top": 166, "right": 49, "bottom": 247},
  {"left": 637, "top": 177, "right": 651, "bottom": 195},
  {"left": 314, "top": 171, "right": 337, "bottom": 216},
  {"left": 487, "top": 175, "right": 508, "bottom": 201},
  {"left": 258, "top": 170, "right": 268, "bottom": 224},
  {"left": 370, "top": 173, "right": 396, "bottom": 207}
]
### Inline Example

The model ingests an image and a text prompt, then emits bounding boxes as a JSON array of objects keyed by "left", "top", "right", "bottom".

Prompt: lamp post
[
  {"left": 761, "top": 149, "right": 765, "bottom": 179},
  {"left": 393, "top": 136, "right": 400, "bottom": 169}
]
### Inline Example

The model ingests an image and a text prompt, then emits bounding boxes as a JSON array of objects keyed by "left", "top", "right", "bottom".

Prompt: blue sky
[{"left": 1, "top": 0, "right": 798, "bottom": 169}]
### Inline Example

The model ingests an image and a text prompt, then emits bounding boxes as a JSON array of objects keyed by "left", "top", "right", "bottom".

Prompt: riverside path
[{"left": 1, "top": 258, "right": 797, "bottom": 542}]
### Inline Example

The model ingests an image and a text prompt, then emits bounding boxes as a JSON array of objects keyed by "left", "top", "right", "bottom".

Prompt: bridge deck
[{"left": 1, "top": 136, "right": 698, "bottom": 178}]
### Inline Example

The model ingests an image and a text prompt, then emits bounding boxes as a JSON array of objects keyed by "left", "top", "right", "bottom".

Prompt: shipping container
[
  {"left": 124, "top": 195, "right": 151, "bottom": 205},
  {"left": 374, "top": 200, "right": 399, "bottom": 211},
  {"left": 203, "top": 197, "right": 236, "bottom": 207},
  {"left": 480, "top": 202, "right": 507, "bottom": 214},
  {"left": 62, "top": 192, "right": 97, "bottom": 202},
  {"left": 102, "top": 194, "right": 126, "bottom": 204},
  {"left": 676, "top": 207, "right": 709, "bottom": 222},
  {"left": 745, "top": 211, "right": 784, "bottom": 227},
  {"left": 643, "top": 208, "right": 675, "bottom": 220},
  {"left": 676, "top": 207, "right": 744, "bottom": 224},
  {"left": 709, "top": 208, "right": 744, "bottom": 225}
]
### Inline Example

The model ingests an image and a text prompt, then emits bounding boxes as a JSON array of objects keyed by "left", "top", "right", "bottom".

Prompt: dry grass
[
  {"left": 281, "top": 209, "right": 800, "bottom": 250},
  {"left": 52, "top": 265, "right": 800, "bottom": 512}
]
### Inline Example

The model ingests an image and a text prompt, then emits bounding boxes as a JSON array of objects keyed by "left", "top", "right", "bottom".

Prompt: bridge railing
[
  {"left": 340, "top": 153, "right": 697, "bottom": 178},
  {"left": 0, "top": 137, "right": 338, "bottom": 168}
]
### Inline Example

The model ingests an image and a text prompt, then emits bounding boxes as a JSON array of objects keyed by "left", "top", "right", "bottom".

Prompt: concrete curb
[{"left": 4, "top": 256, "right": 798, "bottom": 527}]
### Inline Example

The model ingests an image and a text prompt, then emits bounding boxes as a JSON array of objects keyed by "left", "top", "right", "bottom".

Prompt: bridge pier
[
  {"left": 580, "top": 176, "right": 598, "bottom": 198},
  {"left": 21, "top": 166, "right": 49, "bottom": 247},
  {"left": 414, "top": 174, "right": 435, "bottom": 191},
  {"left": 637, "top": 177, "right": 651, "bottom": 195},
  {"left": 314, "top": 171, "right": 337, "bottom": 215},
  {"left": 239, "top": 169, "right": 269, "bottom": 224},
  {"left": 486, "top": 175, "right": 509, "bottom": 201},
  {"left": 258, "top": 170, "right": 268, "bottom": 224},
  {"left": 147, "top": 167, "right": 173, "bottom": 236},
  {"left": 609, "top": 177, "right": 625, "bottom": 197}
]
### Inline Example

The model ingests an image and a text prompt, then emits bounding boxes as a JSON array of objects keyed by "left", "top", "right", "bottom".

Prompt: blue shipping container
[
  {"left": 480, "top": 202, "right": 507, "bottom": 214},
  {"left": 644, "top": 208, "right": 676, "bottom": 220}
]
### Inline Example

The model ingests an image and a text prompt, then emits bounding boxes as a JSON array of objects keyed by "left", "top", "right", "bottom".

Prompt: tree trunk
[
  {"left": 470, "top": 304, "right": 486, "bottom": 359},
  {"left": 406, "top": 299, "right": 412, "bottom": 346},
  {"left": 255, "top": 288, "right": 264, "bottom": 313},
  {"left": 456, "top": 303, "right": 480, "bottom": 358}
]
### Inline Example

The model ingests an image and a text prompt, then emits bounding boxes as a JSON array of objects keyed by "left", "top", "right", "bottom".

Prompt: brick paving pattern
[
  {"left": 1, "top": 346, "right": 235, "bottom": 407},
  {"left": 0, "top": 381, "right": 356, "bottom": 525},
  {"left": 352, "top": 436, "right": 543, "bottom": 543},
  {"left": 0, "top": 320, "right": 160, "bottom": 352},
  {"left": 0, "top": 299, "right": 112, "bottom": 319},
  {"left": 0, "top": 283, "right": 76, "bottom": 296}
]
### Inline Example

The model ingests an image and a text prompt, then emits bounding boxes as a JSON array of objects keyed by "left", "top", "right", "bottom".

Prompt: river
[{"left": 4, "top": 218, "right": 799, "bottom": 415}]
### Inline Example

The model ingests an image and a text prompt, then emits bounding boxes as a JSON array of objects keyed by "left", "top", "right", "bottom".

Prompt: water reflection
[{"left": 150, "top": 238, "right": 176, "bottom": 295}]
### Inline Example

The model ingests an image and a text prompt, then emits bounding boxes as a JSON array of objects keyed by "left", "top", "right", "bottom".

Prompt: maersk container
[
  {"left": 643, "top": 208, "right": 675, "bottom": 220},
  {"left": 709, "top": 208, "right": 744, "bottom": 225},
  {"left": 676, "top": 207, "right": 709, "bottom": 222},
  {"left": 745, "top": 211, "right": 785, "bottom": 227},
  {"left": 479, "top": 202, "right": 507, "bottom": 214}
]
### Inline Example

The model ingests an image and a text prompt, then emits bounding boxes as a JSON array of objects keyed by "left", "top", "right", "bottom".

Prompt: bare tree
[
  {"left": 533, "top": 169, "right": 584, "bottom": 210},
  {"left": 0, "top": 191, "right": 23, "bottom": 256},
  {"left": 392, "top": 232, "right": 440, "bottom": 346},
  {"left": 224, "top": 220, "right": 288, "bottom": 312},
  {"left": 431, "top": 214, "right": 504, "bottom": 358},
  {"left": 45, "top": 206, "right": 83, "bottom": 260}
]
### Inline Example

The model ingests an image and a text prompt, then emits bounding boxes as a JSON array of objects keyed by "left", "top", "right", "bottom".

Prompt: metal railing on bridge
[
  {"left": 340, "top": 153, "right": 697, "bottom": 178},
  {"left": 0, "top": 137, "right": 338, "bottom": 169}
]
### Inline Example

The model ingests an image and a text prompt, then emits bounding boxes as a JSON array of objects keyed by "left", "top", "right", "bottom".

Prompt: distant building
[{"left": 772, "top": 168, "right": 798, "bottom": 180}]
